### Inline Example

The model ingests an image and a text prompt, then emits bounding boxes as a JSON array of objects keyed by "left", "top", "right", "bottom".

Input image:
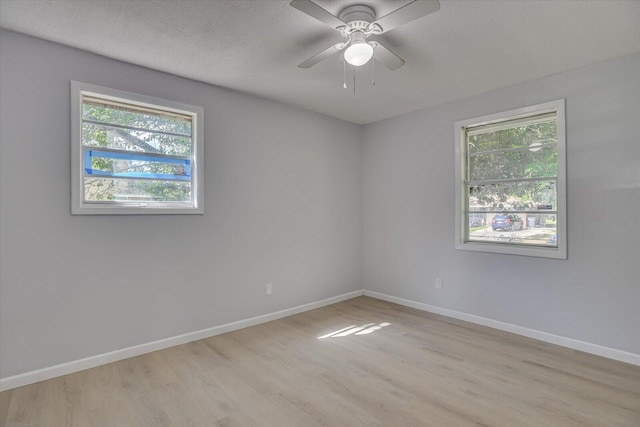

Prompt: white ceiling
[{"left": 2, "top": 0, "right": 640, "bottom": 124}]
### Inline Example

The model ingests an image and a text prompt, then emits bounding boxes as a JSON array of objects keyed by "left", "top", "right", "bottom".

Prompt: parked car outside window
[{"left": 491, "top": 214, "right": 523, "bottom": 231}]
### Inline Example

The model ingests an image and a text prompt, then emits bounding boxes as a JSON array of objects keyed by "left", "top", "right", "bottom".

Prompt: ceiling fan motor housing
[
  {"left": 337, "top": 5, "right": 382, "bottom": 38},
  {"left": 338, "top": 4, "right": 375, "bottom": 24}
]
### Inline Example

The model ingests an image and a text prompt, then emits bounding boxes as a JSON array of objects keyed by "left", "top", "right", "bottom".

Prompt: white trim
[
  {"left": 0, "top": 290, "right": 364, "bottom": 391},
  {"left": 5, "top": 287, "right": 637, "bottom": 391},
  {"left": 70, "top": 81, "right": 205, "bottom": 215},
  {"left": 364, "top": 290, "right": 640, "bottom": 366},
  {"left": 454, "top": 99, "right": 567, "bottom": 259}
]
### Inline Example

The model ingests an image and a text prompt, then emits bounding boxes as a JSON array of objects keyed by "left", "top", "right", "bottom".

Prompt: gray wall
[
  {"left": 2, "top": 29, "right": 638, "bottom": 380},
  {"left": 363, "top": 52, "right": 640, "bottom": 355},
  {"left": 0, "top": 31, "right": 362, "bottom": 378}
]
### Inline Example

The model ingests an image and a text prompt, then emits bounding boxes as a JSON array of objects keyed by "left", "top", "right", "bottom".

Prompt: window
[
  {"left": 71, "top": 81, "right": 204, "bottom": 214},
  {"left": 454, "top": 100, "right": 566, "bottom": 259}
]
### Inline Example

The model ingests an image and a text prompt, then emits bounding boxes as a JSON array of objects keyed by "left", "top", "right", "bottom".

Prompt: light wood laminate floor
[{"left": 1, "top": 296, "right": 639, "bottom": 426}]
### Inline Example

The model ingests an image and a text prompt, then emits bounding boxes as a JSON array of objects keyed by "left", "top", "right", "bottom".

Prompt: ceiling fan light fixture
[
  {"left": 344, "top": 41, "right": 373, "bottom": 66},
  {"left": 292, "top": 0, "right": 441, "bottom": 71}
]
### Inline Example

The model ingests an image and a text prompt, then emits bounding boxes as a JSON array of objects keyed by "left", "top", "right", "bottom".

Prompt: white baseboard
[
  {"left": 364, "top": 290, "right": 640, "bottom": 366},
  {"left": 0, "top": 290, "right": 364, "bottom": 392},
  {"left": 4, "top": 288, "right": 637, "bottom": 392}
]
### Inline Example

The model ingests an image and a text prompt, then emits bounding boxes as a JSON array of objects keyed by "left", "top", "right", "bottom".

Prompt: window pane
[
  {"left": 469, "top": 180, "right": 557, "bottom": 212},
  {"left": 82, "top": 123, "right": 191, "bottom": 156},
  {"left": 84, "top": 178, "right": 191, "bottom": 202},
  {"left": 83, "top": 100, "right": 191, "bottom": 136},
  {"left": 455, "top": 100, "right": 565, "bottom": 258},
  {"left": 84, "top": 150, "right": 190, "bottom": 181},
  {"left": 72, "top": 82, "right": 204, "bottom": 214},
  {"left": 469, "top": 145, "right": 557, "bottom": 181},
  {"left": 467, "top": 213, "right": 557, "bottom": 247},
  {"left": 467, "top": 115, "right": 556, "bottom": 154}
]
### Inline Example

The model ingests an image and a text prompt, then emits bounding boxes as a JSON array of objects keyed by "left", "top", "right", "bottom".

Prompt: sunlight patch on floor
[{"left": 317, "top": 322, "right": 391, "bottom": 339}]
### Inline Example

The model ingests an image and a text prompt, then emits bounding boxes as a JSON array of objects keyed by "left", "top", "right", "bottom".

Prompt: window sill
[{"left": 456, "top": 241, "right": 567, "bottom": 259}]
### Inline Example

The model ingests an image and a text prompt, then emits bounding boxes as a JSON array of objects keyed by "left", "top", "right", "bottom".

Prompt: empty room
[{"left": 1, "top": 0, "right": 639, "bottom": 425}]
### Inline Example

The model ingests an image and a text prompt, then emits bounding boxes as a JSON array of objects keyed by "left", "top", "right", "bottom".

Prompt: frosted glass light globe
[{"left": 344, "top": 42, "right": 374, "bottom": 67}]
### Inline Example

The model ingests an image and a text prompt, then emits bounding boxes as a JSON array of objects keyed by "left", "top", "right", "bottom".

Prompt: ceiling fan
[{"left": 291, "top": 0, "right": 440, "bottom": 70}]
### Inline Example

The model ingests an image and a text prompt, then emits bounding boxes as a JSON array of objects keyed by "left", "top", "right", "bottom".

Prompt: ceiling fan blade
[
  {"left": 298, "top": 43, "right": 346, "bottom": 68},
  {"left": 372, "top": 0, "right": 440, "bottom": 34},
  {"left": 372, "top": 42, "right": 405, "bottom": 71},
  {"left": 290, "top": 0, "right": 345, "bottom": 29}
]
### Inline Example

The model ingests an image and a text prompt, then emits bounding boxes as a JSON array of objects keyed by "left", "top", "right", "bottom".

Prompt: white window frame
[
  {"left": 454, "top": 99, "right": 566, "bottom": 259},
  {"left": 71, "top": 81, "right": 204, "bottom": 215}
]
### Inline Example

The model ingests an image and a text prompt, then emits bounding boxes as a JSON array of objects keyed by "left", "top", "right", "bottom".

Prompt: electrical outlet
[
  {"left": 265, "top": 283, "right": 273, "bottom": 296},
  {"left": 435, "top": 277, "right": 443, "bottom": 290}
]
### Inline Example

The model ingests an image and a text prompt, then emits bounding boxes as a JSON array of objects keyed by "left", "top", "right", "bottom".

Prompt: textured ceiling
[{"left": 1, "top": 0, "right": 640, "bottom": 124}]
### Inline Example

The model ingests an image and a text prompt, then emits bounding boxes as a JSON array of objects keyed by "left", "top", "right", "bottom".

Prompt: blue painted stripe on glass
[
  {"left": 87, "top": 150, "right": 189, "bottom": 165},
  {"left": 84, "top": 150, "right": 92, "bottom": 175},
  {"left": 84, "top": 150, "right": 191, "bottom": 181}
]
